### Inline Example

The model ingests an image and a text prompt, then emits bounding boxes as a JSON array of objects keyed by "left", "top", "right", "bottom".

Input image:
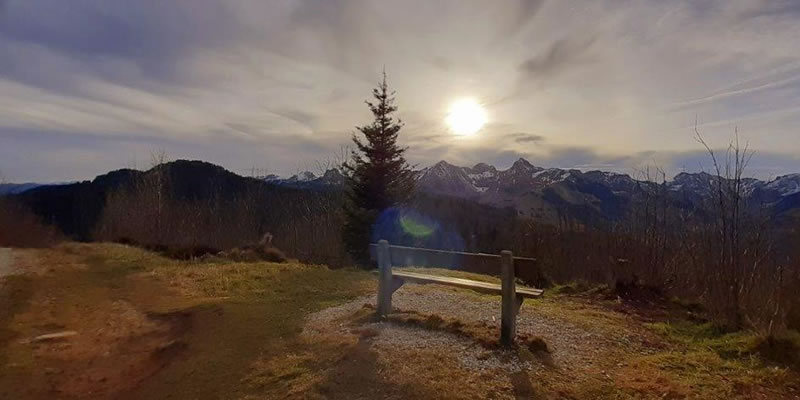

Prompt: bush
[
  {"left": 752, "top": 331, "right": 800, "bottom": 366},
  {"left": 219, "top": 245, "right": 288, "bottom": 263},
  {"left": 257, "top": 246, "right": 288, "bottom": 263},
  {"left": 160, "top": 245, "right": 221, "bottom": 260}
]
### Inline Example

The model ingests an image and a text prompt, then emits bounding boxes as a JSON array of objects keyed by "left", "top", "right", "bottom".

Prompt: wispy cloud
[
  {"left": 672, "top": 64, "right": 800, "bottom": 110},
  {"left": 506, "top": 132, "right": 546, "bottom": 144},
  {"left": 518, "top": 35, "right": 597, "bottom": 81}
]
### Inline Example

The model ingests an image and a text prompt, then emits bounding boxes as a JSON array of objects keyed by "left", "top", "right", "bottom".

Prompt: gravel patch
[{"left": 304, "top": 283, "right": 645, "bottom": 379}]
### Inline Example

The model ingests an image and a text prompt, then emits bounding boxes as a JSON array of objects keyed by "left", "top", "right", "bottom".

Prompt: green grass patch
[
  {"left": 645, "top": 320, "right": 759, "bottom": 359},
  {"left": 551, "top": 279, "right": 605, "bottom": 295},
  {"left": 638, "top": 319, "right": 800, "bottom": 397}
]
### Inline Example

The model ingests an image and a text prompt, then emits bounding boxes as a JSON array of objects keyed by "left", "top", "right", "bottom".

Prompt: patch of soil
[
  {"left": 26, "top": 302, "right": 192, "bottom": 399},
  {"left": 0, "top": 246, "right": 204, "bottom": 399}
]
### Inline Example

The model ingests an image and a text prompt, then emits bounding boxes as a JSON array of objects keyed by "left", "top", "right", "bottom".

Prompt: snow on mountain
[
  {"left": 262, "top": 159, "right": 800, "bottom": 222},
  {"left": 767, "top": 173, "right": 800, "bottom": 196},
  {"left": 288, "top": 171, "right": 317, "bottom": 182},
  {"left": 669, "top": 172, "right": 717, "bottom": 192},
  {"left": 532, "top": 168, "right": 572, "bottom": 185},
  {"left": 417, "top": 161, "right": 483, "bottom": 197},
  {"left": 467, "top": 163, "right": 498, "bottom": 180},
  {"left": 267, "top": 168, "right": 346, "bottom": 187}
]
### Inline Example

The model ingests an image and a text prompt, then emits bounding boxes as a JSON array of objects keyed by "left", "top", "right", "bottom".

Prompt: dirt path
[
  {"left": 0, "top": 248, "right": 14, "bottom": 278},
  {"left": 0, "top": 245, "right": 195, "bottom": 400}
]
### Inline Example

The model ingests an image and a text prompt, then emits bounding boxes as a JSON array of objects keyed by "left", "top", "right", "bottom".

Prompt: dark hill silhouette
[
  {"left": 18, "top": 168, "right": 143, "bottom": 240},
  {"left": 15, "top": 160, "right": 296, "bottom": 241}
]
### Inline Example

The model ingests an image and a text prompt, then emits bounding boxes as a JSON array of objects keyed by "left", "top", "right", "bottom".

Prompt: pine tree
[{"left": 343, "top": 72, "right": 416, "bottom": 265}]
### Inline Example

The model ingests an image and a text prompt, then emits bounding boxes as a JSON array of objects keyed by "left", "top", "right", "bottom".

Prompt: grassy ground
[
  {"left": 0, "top": 243, "right": 798, "bottom": 399},
  {"left": 0, "top": 243, "right": 374, "bottom": 399}
]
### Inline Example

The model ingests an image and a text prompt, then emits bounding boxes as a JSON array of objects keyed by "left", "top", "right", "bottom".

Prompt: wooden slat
[
  {"left": 368, "top": 243, "right": 537, "bottom": 265},
  {"left": 392, "top": 270, "right": 543, "bottom": 298}
]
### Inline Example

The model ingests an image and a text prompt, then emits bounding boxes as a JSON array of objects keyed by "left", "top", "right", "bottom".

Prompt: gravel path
[{"left": 304, "top": 283, "right": 655, "bottom": 383}]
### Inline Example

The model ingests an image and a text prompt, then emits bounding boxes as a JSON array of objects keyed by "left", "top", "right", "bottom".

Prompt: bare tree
[{"left": 693, "top": 123, "right": 780, "bottom": 329}]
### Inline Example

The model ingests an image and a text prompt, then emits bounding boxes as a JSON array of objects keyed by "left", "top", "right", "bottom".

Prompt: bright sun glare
[{"left": 446, "top": 98, "right": 487, "bottom": 136}]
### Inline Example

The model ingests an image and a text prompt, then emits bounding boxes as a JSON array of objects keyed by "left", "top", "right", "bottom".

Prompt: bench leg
[
  {"left": 501, "top": 297, "right": 524, "bottom": 346},
  {"left": 390, "top": 277, "right": 405, "bottom": 295},
  {"left": 500, "top": 250, "right": 516, "bottom": 346},
  {"left": 514, "top": 297, "right": 524, "bottom": 318},
  {"left": 377, "top": 240, "right": 392, "bottom": 317}
]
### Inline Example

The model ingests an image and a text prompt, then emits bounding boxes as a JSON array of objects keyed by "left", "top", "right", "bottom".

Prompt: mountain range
[
  {"left": 5, "top": 158, "right": 800, "bottom": 230},
  {"left": 0, "top": 182, "right": 48, "bottom": 196},
  {"left": 267, "top": 158, "right": 800, "bottom": 224}
]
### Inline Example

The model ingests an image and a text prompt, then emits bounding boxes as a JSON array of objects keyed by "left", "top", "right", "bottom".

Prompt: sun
[{"left": 445, "top": 98, "right": 487, "bottom": 136}]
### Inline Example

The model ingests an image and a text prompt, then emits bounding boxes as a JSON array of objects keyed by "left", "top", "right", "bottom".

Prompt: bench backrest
[{"left": 368, "top": 243, "right": 541, "bottom": 283}]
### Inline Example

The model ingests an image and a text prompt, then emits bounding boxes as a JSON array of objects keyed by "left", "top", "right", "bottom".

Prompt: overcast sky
[{"left": 1, "top": 0, "right": 799, "bottom": 182}]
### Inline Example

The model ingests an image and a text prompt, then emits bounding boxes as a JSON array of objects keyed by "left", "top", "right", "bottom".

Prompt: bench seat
[{"left": 392, "top": 270, "right": 544, "bottom": 298}]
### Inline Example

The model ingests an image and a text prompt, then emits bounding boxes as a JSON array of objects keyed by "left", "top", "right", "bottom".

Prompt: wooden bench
[{"left": 370, "top": 240, "right": 544, "bottom": 345}]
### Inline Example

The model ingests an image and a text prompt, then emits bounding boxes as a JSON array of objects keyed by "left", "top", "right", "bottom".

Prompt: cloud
[
  {"left": 0, "top": 1, "right": 248, "bottom": 83},
  {"left": 518, "top": 35, "right": 597, "bottom": 81},
  {"left": 738, "top": 0, "right": 800, "bottom": 19},
  {"left": 506, "top": 132, "right": 545, "bottom": 144},
  {"left": 502, "top": 0, "right": 546, "bottom": 37},
  {"left": 672, "top": 64, "right": 800, "bottom": 110},
  {"left": 1, "top": 0, "right": 800, "bottom": 182}
]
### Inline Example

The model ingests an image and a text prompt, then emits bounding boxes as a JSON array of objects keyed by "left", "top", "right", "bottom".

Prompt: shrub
[
  {"left": 219, "top": 245, "right": 288, "bottom": 263},
  {"left": 257, "top": 246, "right": 288, "bottom": 263},
  {"left": 161, "top": 245, "right": 221, "bottom": 260},
  {"left": 752, "top": 332, "right": 800, "bottom": 366}
]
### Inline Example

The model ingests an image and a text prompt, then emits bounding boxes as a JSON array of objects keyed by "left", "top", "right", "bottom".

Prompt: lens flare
[
  {"left": 400, "top": 215, "right": 435, "bottom": 238},
  {"left": 371, "top": 208, "right": 465, "bottom": 253}
]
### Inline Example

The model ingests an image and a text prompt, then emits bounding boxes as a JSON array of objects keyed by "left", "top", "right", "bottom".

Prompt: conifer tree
[{"left": 343, "top": 72, "right": 416, "bottom": 265}]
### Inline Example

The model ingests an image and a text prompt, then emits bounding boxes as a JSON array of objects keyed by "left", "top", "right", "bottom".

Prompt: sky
[{"left": 1, "top": 0, "right": 799, "bottom": 183}]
